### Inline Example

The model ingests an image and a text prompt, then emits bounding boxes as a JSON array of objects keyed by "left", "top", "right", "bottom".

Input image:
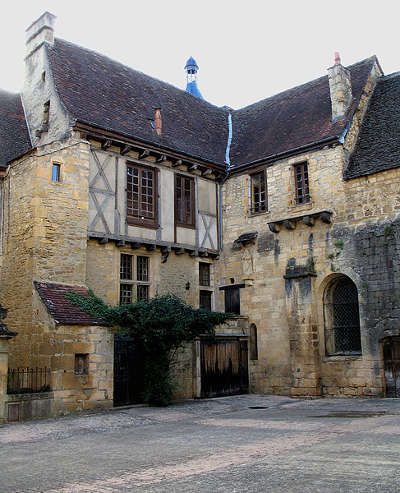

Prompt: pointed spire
[{"left": 184, "top": 56, "right": 203, "bottom": 99}]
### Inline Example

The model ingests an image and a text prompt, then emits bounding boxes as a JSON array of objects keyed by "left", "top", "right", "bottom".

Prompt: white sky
[{"left": 1, "top": 0, "right": 398, "bottom": 109}]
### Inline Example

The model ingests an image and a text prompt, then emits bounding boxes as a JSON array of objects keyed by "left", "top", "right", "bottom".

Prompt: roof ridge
[
  {"left": 52, "top": 38, "right": 228, "bottom": 113},
  {"left": 233, "top": 56, "right": 377, "bottom": 114}
]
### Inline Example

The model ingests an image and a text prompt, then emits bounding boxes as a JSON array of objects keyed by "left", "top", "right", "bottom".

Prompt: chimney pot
[{"left": 334, "top": 52, "right": 341, "bottom": 65}]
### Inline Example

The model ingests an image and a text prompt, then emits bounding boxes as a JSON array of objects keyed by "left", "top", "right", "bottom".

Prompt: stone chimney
[
  {"left": 328, "top": 52, "right": 353, "bottom": 121},
  {"left": 25, "top": 11, "right": 56, "bottom": 57}
]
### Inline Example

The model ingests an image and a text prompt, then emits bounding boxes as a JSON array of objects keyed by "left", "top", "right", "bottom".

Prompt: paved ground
[{"left": 1, "top": 395, "right": 400, "bottom": 492}]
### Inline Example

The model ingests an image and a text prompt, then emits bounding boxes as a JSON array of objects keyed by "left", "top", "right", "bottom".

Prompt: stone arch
[{"left": 322, "top": 274, "right": 362, "bottom": 356}]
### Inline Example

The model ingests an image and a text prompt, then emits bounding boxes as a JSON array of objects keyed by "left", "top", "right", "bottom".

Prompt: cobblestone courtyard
[{"left": 1, "top": 395, "right": 400, "bottom": 492}]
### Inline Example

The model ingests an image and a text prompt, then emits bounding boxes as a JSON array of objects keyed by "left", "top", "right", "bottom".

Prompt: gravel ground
[{"left": 1, "top": 394, "right": 400, "bottom": 492}]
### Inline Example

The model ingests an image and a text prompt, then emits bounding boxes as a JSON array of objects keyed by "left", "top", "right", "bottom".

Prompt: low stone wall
[{"left": 5, "top": 392, "right": 53, "bottom": 422}]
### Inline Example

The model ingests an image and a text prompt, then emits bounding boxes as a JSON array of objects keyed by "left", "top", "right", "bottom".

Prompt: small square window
[
  {"left": 74, "top": 354, "right": 88, "bottom": 375},
  {"left": 52, "top": 163, "right": 61, "bottom": 182}
]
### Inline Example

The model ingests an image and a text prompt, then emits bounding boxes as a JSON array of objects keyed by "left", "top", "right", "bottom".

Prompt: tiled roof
[
  {"left": 47, "top": 39, "right": 228, "bottom": 166},
  {"left": 229, "top": 57, "right": 377, "bottom": 169},
  {"left": 34, "top": 281, "right": 106, "bottom": 326},
  {"left": 0, "top": 90, "right": 31, "bottom": 167},
  {"left": 345, "top": 72, "right": 400, "bottom": 180}
]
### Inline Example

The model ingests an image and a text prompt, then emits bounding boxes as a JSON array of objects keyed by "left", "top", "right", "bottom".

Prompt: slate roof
[
  {"left": 0, "top": 90, "right": 31, "bottom": 167},
  {"left": 345, "top": 72, "right": 400, "bottom": 180},
  {"left": 47, "top": 39, "right": 228, "bottom": 166},
  {"left": 229, "top": 57, "right": 377, "bottom": 169},
  {"left": 34, "top": 281, "right": 106, "bottom": 326}
]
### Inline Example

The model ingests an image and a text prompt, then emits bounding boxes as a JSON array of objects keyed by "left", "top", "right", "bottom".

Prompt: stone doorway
[{"left": 383, "top": 337, "right": 400, "bottom": 397}]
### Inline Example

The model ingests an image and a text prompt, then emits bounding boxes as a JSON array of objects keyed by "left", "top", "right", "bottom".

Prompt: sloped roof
[
  {"left": 229, "top": 57, "right": 377, "bottom": 168},
  {"left": 345, "top": 72, "right": 400, "bottom": 180},
  {"left": 0, "top": 90, "right": 31, "bottom": 167},
  {"left": 47, "top": 39, "right": 228, "bottom": 166},
  {"left": 34, "top": 281, "right": 107, "bottom": 326}
]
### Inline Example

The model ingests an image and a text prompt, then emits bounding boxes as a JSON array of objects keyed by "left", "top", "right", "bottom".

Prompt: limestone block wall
[
  {"left": 0, "top": 137, "right": 90, "bottom": 369},
  {"left": 218, "top": 139, "right": 400, "bottom": 397},
  {"left": 49, "top": 324, "right": 113, "bottom": 414}
]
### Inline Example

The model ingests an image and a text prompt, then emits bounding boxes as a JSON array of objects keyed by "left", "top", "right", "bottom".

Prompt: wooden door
[
  {"left": 383, "top": 338, "right": 400, "bottom": 398},
  {"left": 114, "top": 334, "right": 144, "bottom": 406},
  {"left": 200, "top": 337, "right": 249, "bottom": 398},
  {"left": 224, "top": 287, "right": 240, "bottom": 314}
]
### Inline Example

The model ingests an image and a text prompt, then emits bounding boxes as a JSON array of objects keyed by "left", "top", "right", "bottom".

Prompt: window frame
[
  {"left": 52, "top": 163, "right": 61, "bottom": 182},
  {"left": 175, "top": 174, "right": 196, "bottom": 229},
  {"left": 293, "top": 162, "right": 310, "bottom": 205},
  {"left": 199, "top": 290, "right": 212, "bottom": 311},
  {"left": 323, "top": 276, "right": 362, "bottom": 357},
  {"left": 249, "top": 169, "right": 268, "bottom": 214},
  {"left": 126, "top": 162, "right": 158, "bottom": 229},
  {"left": 199, "top": 262, "right": 211, "bottom": 287},
  {"left": 119, "top": 253, "right": 151, "bottom": 304}
]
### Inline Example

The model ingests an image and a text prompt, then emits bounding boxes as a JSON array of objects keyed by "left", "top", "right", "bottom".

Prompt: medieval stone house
[{"left": 0, "top": 12, "right": 399, "bottom": 419}]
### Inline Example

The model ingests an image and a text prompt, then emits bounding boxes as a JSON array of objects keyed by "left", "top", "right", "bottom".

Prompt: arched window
[
  {"left": 250, "top": 324, "right": 258, "bottom": 360},
  {"left": 324, "top": 276, "right": 361, "bottom": 356}
]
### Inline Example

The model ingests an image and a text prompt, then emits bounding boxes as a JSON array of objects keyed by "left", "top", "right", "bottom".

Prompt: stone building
[{"left": 0, "top": 12, "right": 399, "bottom": 419}]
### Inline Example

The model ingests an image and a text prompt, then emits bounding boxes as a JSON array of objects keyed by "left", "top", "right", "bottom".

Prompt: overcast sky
[{"left": 1, "top": 0, "right": 398, "bottom": 109}]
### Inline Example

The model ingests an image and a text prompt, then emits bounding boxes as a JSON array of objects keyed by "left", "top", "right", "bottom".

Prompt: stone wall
[{"left": 218, "top": 133, "right": 400, "bottom": 397}]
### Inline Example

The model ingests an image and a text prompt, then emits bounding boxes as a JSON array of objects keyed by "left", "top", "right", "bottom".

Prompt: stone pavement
[{"left": 1, "top": 394, "right": 400, "bottom": 492}]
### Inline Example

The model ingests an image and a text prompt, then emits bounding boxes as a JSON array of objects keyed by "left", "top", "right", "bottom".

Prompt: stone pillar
[
  {"left": 284, "top": 260, "right": 321, "bottom": 397},
  {"left": 0, "top": 307, "right": 18, "bottom": 423},
  {"left": 328, "top": 52, "right": 353, "bottom": 121}
]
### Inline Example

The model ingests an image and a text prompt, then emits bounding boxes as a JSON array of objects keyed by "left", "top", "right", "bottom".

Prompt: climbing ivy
[{"left": 67, "top": 291, "right": 231, "bottom": 406}]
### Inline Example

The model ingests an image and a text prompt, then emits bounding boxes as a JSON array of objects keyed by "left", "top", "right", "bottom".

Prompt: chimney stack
[
  {"left": 25, "top": 11, "right": 56, "bottom": 57},
  {"left": 328, "top": 52, "right": 353, "bottom": 121}
]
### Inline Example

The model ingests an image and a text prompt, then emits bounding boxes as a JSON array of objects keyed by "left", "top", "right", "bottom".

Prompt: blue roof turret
[{"left": 184, "top": 56, "right": 203, "bottom": 99}]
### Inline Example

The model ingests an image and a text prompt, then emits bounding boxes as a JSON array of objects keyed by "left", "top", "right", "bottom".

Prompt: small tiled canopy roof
[
  {"left": 0, "top": 90, "right": 31, "bottom": 168},
  {"left": 47, "top": 39, "right": 228, "bottom": 166},
  {"left": 345, "top": 72, "right": 400, "bottom": 179},
  {"left": 34, "top": 281, "right": 107, "bottom": 326}
]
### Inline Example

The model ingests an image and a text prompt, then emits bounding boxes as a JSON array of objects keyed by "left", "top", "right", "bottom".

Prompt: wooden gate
[
  {"left": 113, "top": 335, "right": 144, "bottom": 406},
  {"left": 200, "top": 337, "right": 249, "bottom": 398},
  {"left": 383, "top": 337, "right": 400, "bottom": 397}
]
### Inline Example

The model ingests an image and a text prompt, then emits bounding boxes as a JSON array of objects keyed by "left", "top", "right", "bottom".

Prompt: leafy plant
[{"left": 67, "top": 291, "right": 231, "bottom": 406}]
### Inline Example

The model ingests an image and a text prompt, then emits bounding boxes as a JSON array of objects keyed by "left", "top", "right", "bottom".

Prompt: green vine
[{"left": 67, "top": 291, "right": 231, "bottom": 406}]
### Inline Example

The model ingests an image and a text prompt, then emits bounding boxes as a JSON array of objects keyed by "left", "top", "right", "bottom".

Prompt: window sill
[
  {"left": 127, "top": 218, "right": 159, "bottom": 230},
  {"left": 176, "top": 223, "right": 196, "bottom": 230},
  {"left": 288, "top": 201, "right": 313, "bottom": 213},
  {"left": 248, "top": 210, "right": 270, "bottom": 218},
  {"left": 323, "top": 354, "right": 362, "bottom": 362}
]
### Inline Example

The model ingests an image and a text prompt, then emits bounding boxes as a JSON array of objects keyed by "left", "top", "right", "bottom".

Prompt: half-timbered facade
[{"left": 1, "top": 12, "right": 400, "bottom": 418}]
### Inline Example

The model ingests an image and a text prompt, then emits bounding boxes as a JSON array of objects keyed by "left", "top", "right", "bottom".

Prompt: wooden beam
[
  {"left": 120, "top": 145, "right": 133, "bottom": 156},
  {"left": 102, "top": 139, "right": 112, "bottom": 150},
  {"left": 138, "top": 149, "right": 150, "bottom": 159},
  {"left": 156, "top": 154, "right": 167, "bottom": 163},
  {"left": 172, "top": 159, "right": 183, "bottom": 168}
]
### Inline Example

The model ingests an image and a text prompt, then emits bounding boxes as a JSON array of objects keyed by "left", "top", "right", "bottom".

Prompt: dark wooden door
[
  {"left": 384, "top": 338, "right": 400, "bottom": 398},
  {"left": 224, "top": 287, "right": 240, "bottom": 314},
  {"left": 114, "top": 335, "right": 144, "bottom": 406},
  {"left": 200, "top": 337, "right": 249, "bottom": 398}
]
